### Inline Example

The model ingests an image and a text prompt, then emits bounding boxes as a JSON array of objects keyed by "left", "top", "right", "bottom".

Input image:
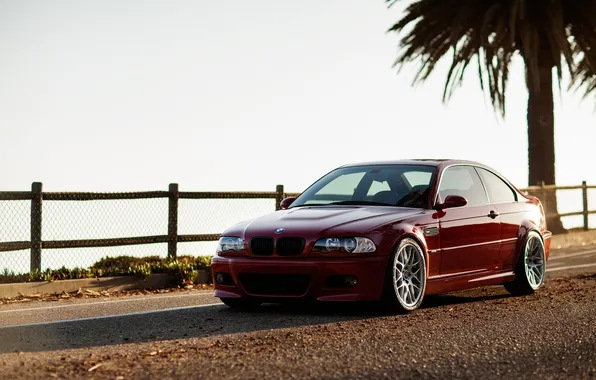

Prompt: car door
[
  {"left": 436, "top": 165, "right": 501, "bottom": 276},
  {"left": 475, "top": 167, "right": 521, "bottom": 271}
]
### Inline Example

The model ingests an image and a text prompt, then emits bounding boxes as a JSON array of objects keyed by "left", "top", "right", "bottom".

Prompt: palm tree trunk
[{"left": 526, "top": 50, "right": 566, "bottom": 234}]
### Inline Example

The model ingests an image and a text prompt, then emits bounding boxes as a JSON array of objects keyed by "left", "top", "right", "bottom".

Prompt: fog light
[
  {"left": 215, "top": 272, "right": 235, "bottom": 286},
  {"left": 344, "top": 276, "right": 357, "bottom": 287},
  {"left": 324, "top": 275, "right": 358, "bottom": 288}
]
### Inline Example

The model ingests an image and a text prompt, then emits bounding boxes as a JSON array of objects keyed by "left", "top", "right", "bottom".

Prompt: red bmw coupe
[{"left": 211, "top": 159, "right": 551, "bottom": 313}]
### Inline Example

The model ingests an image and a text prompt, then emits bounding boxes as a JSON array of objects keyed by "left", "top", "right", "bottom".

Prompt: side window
[
  {"left": 476, "top": 168, "right": 516, "bottom": 203},
  {"left": 439, "top": 166, "right": 488, "bottom": 207}
]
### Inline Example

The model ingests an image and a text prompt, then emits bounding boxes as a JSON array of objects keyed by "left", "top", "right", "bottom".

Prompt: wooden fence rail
[
  {"left": 524, "top": 181, "right": 596, "bottom": 225},
  {"left": 0, "top": 181, "right": 593, "bottom": 272}
]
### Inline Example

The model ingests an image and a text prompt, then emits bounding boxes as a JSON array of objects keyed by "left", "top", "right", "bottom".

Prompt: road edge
[{"left": 0, "top": 274, "right": 181, "bottom": 299}]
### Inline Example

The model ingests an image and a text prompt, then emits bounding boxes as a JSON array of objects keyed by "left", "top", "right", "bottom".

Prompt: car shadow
[
  {"left": 421, "top": 289, "right": 512, "bottom": 309},
  {"left": 0, "top": 302, "right": 373, "bottom": 354},
  {"left": 0, "top": 287, "right": 515, "bottom": 354}
]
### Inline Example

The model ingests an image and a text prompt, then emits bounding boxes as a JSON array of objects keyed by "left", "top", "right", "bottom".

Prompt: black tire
[
  {"left": 381, "top": 238, "right": 427, "bottom": 314},
  {"left": 220, "top": 297, "right": 261, "bottom": 310},
  {"left": 504, "top": 231, "right": 546, "bottom": 296}
]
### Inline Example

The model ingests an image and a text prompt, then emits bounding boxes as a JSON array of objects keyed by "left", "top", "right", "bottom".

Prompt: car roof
[
  {"left": 338, "top": 159, "right": 518, "bottom": 191},
  {"left": 338, "top": 159, "right": 488, "bottom": 169}
]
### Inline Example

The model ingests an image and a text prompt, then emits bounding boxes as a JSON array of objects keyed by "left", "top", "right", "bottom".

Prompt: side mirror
[
  {"left": 280, "top": 197, "right": 297, "bottom": 210},
  {"left": 435, "top": 195, "right": 467, "bottom": 210}
]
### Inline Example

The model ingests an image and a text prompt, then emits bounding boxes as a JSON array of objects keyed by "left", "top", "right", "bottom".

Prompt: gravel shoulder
[{"left": 1, "top": 273, "right": 595, "bottom": 380}]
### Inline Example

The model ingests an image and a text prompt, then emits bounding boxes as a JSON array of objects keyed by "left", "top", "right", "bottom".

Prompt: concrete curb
[{"left": 0, "top": 270, "right": 211, "bottom": 299}]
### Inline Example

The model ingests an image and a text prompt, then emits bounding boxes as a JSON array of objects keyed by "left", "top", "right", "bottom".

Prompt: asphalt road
[{"left": 0, "top": 246, "right": 595, "bottom": 379}]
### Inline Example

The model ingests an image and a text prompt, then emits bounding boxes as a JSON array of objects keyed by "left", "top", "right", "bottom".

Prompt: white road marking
[
  {"left": 546, "top": 263, "right": 596, "bottom": 273},
  {"left": 0, "top": 302, "right": 224, "bottom": 329},
  {"left": 0, "top": 291, "right": 216, "bottom": 314}
]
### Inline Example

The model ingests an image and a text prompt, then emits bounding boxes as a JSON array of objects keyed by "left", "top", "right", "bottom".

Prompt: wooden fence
[
  {"left": 523, "top": 181, "right": 595, "bottom": 228},
  {"left": 0, "top": 181, "right": 594, "bottom": 272}
]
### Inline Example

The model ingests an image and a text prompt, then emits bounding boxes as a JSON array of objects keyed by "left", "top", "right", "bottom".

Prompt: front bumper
[{"left": 211, "top": 255, "right": 389, "bottom": 302}]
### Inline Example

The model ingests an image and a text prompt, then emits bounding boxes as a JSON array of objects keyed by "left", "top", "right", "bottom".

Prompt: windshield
[{"left": 290, "top": 164, "right": 437, "bottom": 209}]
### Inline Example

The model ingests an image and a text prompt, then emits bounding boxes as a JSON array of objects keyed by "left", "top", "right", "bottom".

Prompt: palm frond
[
  {"left": 387, "top": 0, "right": 596, "bottom": 117},
  {"left": 565, "top": 1, "right": 596, "bottom": 97},
  {"left": 572, "top": 51, "right": 596, "bottom": 96}
]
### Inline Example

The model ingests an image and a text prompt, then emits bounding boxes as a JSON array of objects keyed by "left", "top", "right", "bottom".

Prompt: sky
[
  {"left": 1, "top": 0, "right": 595, "bottom": 271},
  {"left": 0, "top": 0, "right": 594, "bottom": 197}
]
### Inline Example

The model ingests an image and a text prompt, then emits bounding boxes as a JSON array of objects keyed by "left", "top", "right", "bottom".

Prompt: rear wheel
[
  {"left": 504, "top": 231, "right": 546, "bottom": 296},
  {"left": 381, "top": 238, "right": 427, "bottom": 314},
  {"left": 220, "top": 297, "right": 261, "bottom": 310}
]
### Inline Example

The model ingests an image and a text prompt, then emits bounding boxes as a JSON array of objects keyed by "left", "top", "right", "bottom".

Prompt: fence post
[
  {"left": 30, "top": 182, "right": 42, "bottom": 273},
  {"left": 168, "top": 183, "right": 179, "bottom": 260},
  {"left": 275, "top": 184, "right": 284, "bottom": 211},
  {"left": 582, "top": 181, "right": 589, "bottom": 231}
]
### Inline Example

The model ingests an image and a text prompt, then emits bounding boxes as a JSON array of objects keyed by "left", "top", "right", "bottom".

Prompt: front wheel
[
  {"left": 381, "top": 238, "right": 427, "bottom": 314},
  {"left": 504, "top": 231, "right": 546, "bottom": 296}
]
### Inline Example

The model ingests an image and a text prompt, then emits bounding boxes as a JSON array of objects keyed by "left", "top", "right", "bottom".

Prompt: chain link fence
[
  {"left": 0, "top": 199, "right": 30, "bottom": 274},
  {"left": 40, "top": 197, "right": 168, "bottom": 272},
  {"left": 177, "top": 198, "right": 278, "bottom": 257},
  {"left": 0, "top": 183, "right": 299, "bottom": 275}
]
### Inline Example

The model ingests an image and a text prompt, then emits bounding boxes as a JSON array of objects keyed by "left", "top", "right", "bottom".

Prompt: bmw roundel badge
[{"left": 274, "top": 227, "right": 285, "bottom": 234}]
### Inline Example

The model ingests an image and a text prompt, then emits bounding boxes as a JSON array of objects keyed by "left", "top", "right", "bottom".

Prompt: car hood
[{"left": 223, "top": 206, "right": 425, "bottom": 237}]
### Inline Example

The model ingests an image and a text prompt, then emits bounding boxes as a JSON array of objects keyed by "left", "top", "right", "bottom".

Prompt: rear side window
[
  {"left": 438, "top": 166, "right": 488, "bottom": 207},
  {"left": 476, "top": 167, "right": 516, "bottom": 203}
]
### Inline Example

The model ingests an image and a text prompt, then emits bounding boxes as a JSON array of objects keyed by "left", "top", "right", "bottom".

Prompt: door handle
[{"left": 488, "top": 210, "right": 499, "bottom": 219}]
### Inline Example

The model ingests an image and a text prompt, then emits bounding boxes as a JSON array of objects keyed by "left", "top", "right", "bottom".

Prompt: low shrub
[{"left": 0, "top": 255, "right": 213, "bottom": 286}]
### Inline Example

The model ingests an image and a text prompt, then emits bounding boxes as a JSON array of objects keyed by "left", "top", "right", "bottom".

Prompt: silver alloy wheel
[
  {"left": 393, "top": 242, "right": 424, "bottom": 308},
  {"left": 524, "top": 234, "right": 545, "bottom": 289}
]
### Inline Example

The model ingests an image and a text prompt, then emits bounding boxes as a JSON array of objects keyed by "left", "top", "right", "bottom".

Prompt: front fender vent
[{"left": 423, "top": 226, "right": 439, "bottom": 237}]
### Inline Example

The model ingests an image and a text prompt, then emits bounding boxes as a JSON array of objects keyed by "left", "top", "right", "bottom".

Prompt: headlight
[
  {"left": 216, "top": 236, "right": 244, "bottom": 253},
  {"left": 313, "top": 237, "right": 376, "bottom": 253}
]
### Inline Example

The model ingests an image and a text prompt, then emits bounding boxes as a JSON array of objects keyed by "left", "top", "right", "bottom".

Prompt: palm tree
[{"left": 387, "top": 0, "right": 596, "bottom": 233}]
